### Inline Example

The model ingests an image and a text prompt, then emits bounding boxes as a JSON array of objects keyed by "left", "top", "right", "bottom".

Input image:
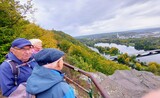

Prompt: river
[{"left": 94, "top": 43, "right": 160, "bottom": 64}]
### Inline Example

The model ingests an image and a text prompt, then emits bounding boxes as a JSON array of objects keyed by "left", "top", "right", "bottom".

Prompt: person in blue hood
[
  {"left": 26, "top": 48, "right": 75, "bottom": 98},
  {"left": 0, "top": 38, "right": 37, "bottom": 97}
]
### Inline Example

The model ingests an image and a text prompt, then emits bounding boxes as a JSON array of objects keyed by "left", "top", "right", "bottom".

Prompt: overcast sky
[{"left": 20, "top": 0, "right": 160, "bottom": 37}]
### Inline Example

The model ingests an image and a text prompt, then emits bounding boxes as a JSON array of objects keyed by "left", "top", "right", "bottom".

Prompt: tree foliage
[{"left": 0, "top": 0, "right": 30, "bottom": 62}]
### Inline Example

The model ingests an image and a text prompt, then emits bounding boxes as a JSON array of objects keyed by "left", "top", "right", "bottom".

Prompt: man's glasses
[{"left": 14, "top": 46, "right": 33, "bottom": 51}]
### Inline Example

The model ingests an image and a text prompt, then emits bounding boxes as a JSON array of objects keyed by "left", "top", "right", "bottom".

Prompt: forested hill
[{"left": 0, "top": 0, "right": 129, "bottom": 75}]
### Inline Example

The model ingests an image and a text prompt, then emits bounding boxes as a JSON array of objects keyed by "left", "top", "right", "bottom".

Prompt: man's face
[
  {"left": 12, "top": 46, "right": 32, "bottom": 62},
  {"left": 32, "top": 45, "right": 42, "bottom": 53}
]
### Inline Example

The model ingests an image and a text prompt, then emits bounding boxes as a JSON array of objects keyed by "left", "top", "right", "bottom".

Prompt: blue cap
[
  {"left": 34, "top": 48, "right": 64, "bottom": 65},
  {"left": 11, "top": 38, "right": 32, "bottom": 48}
]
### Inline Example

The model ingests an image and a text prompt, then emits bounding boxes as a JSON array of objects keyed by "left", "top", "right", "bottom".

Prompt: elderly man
[
  {"left": 26, "top": 48, "right": 75, "bottom": 98},
  {"left": 29, "top": 39, "right": 43, "bottom": 54},
  {"left": 0, "top": 38, "right": 37, "bottom": 97}
]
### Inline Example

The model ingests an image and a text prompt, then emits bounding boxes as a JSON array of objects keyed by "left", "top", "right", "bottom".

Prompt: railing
[{"left": 63, "top": 62, "right": 109, "bottom": 98}]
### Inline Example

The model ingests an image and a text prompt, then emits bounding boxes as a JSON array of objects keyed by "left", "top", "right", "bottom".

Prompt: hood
[{"left": 26, "top": 64, "right": 64, "bottom": 94}]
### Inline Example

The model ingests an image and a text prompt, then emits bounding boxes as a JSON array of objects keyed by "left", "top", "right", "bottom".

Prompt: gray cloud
[{"left": 20, "top": 0, "right": 160, "bottom": 36}]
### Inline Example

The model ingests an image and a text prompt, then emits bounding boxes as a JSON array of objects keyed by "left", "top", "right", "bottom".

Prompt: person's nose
[{"left": 25, "top": 49, "right": 32, "bottom": 54}]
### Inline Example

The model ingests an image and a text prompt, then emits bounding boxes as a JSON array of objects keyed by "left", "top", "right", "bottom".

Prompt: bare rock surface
[{"left": 91, "top": 69, "right": 160, "bottom": 98}]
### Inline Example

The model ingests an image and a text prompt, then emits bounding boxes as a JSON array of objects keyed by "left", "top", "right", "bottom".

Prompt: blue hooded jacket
[
  {"left": 26, "top": 64, "right": 75, "bottom": 98},
  {"left": 0, "top": 52, "right": 37, "bottom": 97}
]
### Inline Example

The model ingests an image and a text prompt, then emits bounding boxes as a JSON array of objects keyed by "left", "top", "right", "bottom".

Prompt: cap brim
[{"left": 17, "top": 43, "right": 32, "bottom": 48}]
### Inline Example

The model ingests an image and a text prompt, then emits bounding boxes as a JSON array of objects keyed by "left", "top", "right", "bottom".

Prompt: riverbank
[{"left": 95, "top": 43, "right": 160, "bottom": 64}]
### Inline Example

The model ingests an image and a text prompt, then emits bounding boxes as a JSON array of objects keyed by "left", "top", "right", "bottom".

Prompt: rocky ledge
[{"left": 92, "top": 69, "right": 160, "bottom": 98}]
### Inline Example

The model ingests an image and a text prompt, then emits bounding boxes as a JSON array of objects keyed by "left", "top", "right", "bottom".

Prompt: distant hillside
[
  {"left": 52, "top": 30, "right": 130, "bottom": 75},
  {"left": 76, "top": 27, "right": 160, "bottom": 39}
]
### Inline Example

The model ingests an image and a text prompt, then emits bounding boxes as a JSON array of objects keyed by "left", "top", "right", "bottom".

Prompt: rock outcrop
[{"left": 92, "top": 69, "right": 160, "bottom": 98}]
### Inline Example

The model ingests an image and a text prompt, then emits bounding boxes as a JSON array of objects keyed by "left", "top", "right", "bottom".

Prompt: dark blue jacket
[
  {"left": 26, "top": 64, "right": 75, "bottom": 98},
  {"left": 0, "top": 52, "right": 37, "bottom": 97}
]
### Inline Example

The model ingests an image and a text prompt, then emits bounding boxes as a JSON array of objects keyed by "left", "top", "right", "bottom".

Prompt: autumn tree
[{"left": 109, "top": 47, "right": 119, "bottom": 55}]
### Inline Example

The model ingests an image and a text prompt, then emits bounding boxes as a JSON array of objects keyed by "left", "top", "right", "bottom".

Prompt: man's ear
[
  {"left": 57, "top": 61, "right": 60, "bottom": 67},
  {"left": 10, "top": 47, "right": 15, "bottom": 53}
]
